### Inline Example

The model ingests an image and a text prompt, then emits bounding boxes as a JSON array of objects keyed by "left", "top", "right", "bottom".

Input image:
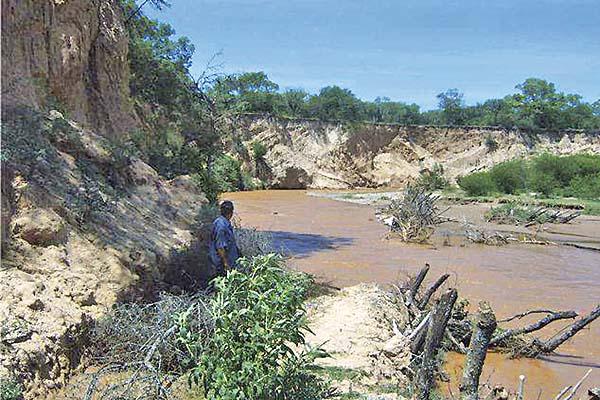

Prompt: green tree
[
  {"left": 307, "top": 86, "right": 363, "bottom": 121},
  {"left": 437, "top": 89, "right": 465, "bottom": 125}
]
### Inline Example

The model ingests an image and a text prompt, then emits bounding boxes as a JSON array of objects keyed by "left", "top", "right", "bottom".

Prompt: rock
[
  {"left": 128, "top": 158, "right": 160, "bottom": 186},
  {"left": 11, "top": 209, "right": 68, "bottom": 246}
]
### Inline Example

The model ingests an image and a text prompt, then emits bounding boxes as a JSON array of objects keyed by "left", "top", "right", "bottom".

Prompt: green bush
[
  {"left": 251, "top": 141, "right": 268, "bottom": 160},
  {"left": 0, "top": 378, "right": 23, "bottom": 400},
  {"left": 181, "top": 254, "right": 332, "bottom": 400},
  {"left": 564, "top": 174, "right": 600, "bottom": 199},
  {"left": 489, "top": 159, "right": 527, "bottom": 194},
  {"left": 416, "top": 163, "right": 448, "bottom": 190},
  {"left": 458, "top": 172, "right": 497, "bottom": 196}
]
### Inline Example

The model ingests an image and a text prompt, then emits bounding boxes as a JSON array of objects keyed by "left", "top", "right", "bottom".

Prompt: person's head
[{"left": 220, "top": 200, "right": 234, "bottom": 220}]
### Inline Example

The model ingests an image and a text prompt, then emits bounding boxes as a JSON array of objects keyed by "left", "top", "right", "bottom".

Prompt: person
[{"left": 208, "top": 200, "right": 240, "bottom": 276}]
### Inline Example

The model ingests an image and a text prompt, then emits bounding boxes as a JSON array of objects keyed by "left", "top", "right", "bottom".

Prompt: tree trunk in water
[
  {"left": 542, "top": 305, "right": 600, "bottom": 353},
  {"left": 415, "top": 288, "right": 457, "bottom": 400},
  {"left": 490, "top": 310, "right": 577, "bottom": 346},
  {"left": 460, "top": 301, "right": 497, "bottom": 400}
]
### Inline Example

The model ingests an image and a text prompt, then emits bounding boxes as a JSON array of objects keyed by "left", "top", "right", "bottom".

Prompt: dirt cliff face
[
  {"left": 233, "top": 116, "right": 600, "bottom": 189},
  {"left": 0, "top": 111, "right": 206, "bottom": 398},
  {"left": 1, "top": 0, "right": 136, "bottom": 137}
]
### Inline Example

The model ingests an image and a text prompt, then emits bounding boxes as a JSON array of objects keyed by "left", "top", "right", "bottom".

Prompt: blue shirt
[{"left": 208, "top": 215, "right": 240, "bottom": 272}]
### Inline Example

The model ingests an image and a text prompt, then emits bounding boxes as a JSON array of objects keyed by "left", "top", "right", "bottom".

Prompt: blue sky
[{"left": 146, "top": 0, "right": 600, "bottom": 110}]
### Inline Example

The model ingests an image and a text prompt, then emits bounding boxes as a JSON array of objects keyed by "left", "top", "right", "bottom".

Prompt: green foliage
[
  {"left": 458, "top": 172, "right": 497, "bottom": 196},
  {"left": 484, "top": 135, "right": 498, "bottom": 152},
  {"left": 251, "top": 141, "right": 268, "bottom": 160},
  {"left": 0, "top": 379, "right": 23, "bottom": 400},
  {"left": 437, "top": 88, "right": 465, "bottom": 125},
  {"left": 416, "top": 164, "right": 448, "bottom": 190},
  {"left": 489, "top": 159, "right": 527, "bottom": 194},
  {"left": 181, "top": 254, "right": 333, "bottom": 399},
  {"left": 459, "top": 154, "right": 600, "bottom": 199}
]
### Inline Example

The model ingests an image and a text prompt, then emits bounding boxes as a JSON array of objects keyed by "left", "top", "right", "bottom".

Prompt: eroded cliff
[
  {"left": 232, "top": 116, "right": 600, "bottom": 189},
  {"left": 1, "top": 0, "right": 136, "bottom": 137}
]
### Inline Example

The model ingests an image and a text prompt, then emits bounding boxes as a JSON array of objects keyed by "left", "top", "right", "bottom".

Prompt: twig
[
  {"left": 563, "top": 369, "right": 592, "bottom": 400},
  {"left": 498, "top": 309, "right": 559, "bottom": 323},
  {"left": 517, "top": 375, "right": 526, "bottom": 400}
]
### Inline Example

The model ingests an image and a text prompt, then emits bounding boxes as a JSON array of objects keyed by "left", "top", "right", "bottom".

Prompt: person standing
[{"left": 208, "top": 200, "right": 240, "bottom": 276}]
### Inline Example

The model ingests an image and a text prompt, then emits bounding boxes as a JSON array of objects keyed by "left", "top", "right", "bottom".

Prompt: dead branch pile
[
  {"left": 394, "top": 264, "right": 600, "bottom": 398},
  {"left": 62, "top": 293, "right": 212, "bottom": 400},
  {"left": 463, "top": 222, "right": 554, "bottom": 246},
  {"left": 378, "top": 184, "right": 448, "bottom": 242},
  {"left": 485, "top": 204, "right": 580, "bottom": 226}
]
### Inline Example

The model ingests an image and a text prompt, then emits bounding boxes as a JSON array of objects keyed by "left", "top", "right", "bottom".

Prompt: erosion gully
[{"left": 227, "top": 190, "right": 600, "bottom": 395}]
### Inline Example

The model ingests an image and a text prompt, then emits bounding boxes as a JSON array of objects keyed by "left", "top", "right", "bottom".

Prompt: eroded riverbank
[{"left": 226, "top": 189, "right": 600, "bottom": 395}]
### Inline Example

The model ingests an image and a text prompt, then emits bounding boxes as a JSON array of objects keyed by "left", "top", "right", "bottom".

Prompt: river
[{"left": 227, "top": 189, "right": 600, "bottom": 395}]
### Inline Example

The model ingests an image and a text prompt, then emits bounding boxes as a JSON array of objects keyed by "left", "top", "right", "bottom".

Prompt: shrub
[
  {"left": 182, "top": 254, "right": 333, "bottom": 400},
  {"left": 235, "top": 228, "right": 276, "bottom": 258},
  {"left": 212, "top": 154, "right": 244, "bottom": 193},
  {"left": 251, "top": 141, "right": 268, "bottom": 160},
  {"left": 0, "top": 378, "right": 23, "bottom": 400},
  {"left": 564, "top": 174, "right": 600, "bottom": 199},
  {"left": 458, "top": 172, "right": 497, "bottom": 196},
  {"left": 416, "top": 163, "right": 448, "bottom": 191},
  {"left": 489, "top": 160, "right": 527, "bottom": 194},
  {"left": 484, "top": 135, "right": 498, "bottom": 152},
  {"left": 381, "top": 185, "right": 445, "bottom": 242}
]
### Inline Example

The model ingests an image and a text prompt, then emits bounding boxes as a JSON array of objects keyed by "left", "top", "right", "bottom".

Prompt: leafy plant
[
  {"left": 0, "top": 378, "right": 23, "bottom": 400},
  {"left": 458, "top": 172, "right": 497, "bottom": 196},
  {"left": 181, "top": 254, "right": 333, "bottom": 400},
  {"left": 416, "top": 164, "right": 448, "bottom": 191},
  {"left": 251, "top": 141, "right": 268, "bottom": 160}
]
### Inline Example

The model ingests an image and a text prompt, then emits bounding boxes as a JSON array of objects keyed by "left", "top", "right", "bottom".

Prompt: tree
[
  {"left": 437, "top": 89, "right": 465, "bottom": 125},
  {"left": 511, "top": 78, "right": 597, "bottom": 130},
  {"left": 279, "top": 89, "right": 308, "bottom": 117},
  {"left": 307, "top": 86, "right": 363, "bottom": 121},
  {"left": 211, "top": 71, "right": 280, "bottom": 114}
]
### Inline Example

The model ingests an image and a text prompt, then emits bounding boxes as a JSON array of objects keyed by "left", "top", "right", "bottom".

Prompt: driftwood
[
  {"left": 541, "top": 305, "right": 600, "bottom": 353},
  {"left": 418, "top": 273, "right": 450, "bottom": 310},
  {"left": 498, "top": 309, "right": 559, "bottom": 323},
  {"left": 460, "top": 302, "right": 497, "bottom": 400},
  {"left": 409, "top": 264, "right": 430, "bottom": 307},
  {"left": 409, "top": 312, "right": 431, "bottom": 354},
  {"left": 415, "top": 288, "right": 458, "bottom": 400},
  {"left": 490, "top": 310, "right": 578, "bottom": 346},
  {"left": 379, "top": 185, "right": 447, "bottom": 242}
]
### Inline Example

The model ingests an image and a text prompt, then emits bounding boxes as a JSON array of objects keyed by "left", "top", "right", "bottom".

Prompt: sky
[{"left": 146, "top": 0, "right": 600, "bottom": 110}]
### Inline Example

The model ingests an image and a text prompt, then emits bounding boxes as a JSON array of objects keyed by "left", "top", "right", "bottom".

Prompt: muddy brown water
[{"left": 227, "top": 190, "right": 600, "bottom": 395}]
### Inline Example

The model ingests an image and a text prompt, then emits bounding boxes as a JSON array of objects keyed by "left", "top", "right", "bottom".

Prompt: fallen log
[
  {"left": 418, "top": 273, "right": 450, "bottom": 310},
  {"left": 409, "top": 312, "right": 431, "bottom": 354},
  {"left": 409, "top": 264, "right": 430, "bottom": 307},
  {"left": 460, "top": 302, "right": 497, "bottom": 400},
  {"left": 415, "top": 288, "right": 458, "bottom": 400},
  {"left": 541, "top": 305, "right": 600, "bottom": 353},
  {"left": 490, "top": 310, "right": 578, "bottom": 346}
]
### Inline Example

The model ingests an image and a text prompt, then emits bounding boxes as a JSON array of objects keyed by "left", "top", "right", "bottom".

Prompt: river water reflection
[{"left": 226, "top": 190, "right": 600, "bottom": 394}]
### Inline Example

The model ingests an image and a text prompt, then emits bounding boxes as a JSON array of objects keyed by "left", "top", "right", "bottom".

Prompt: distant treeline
[{"left": 211, "top": 72, "right": 600, "bottom": 131}]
